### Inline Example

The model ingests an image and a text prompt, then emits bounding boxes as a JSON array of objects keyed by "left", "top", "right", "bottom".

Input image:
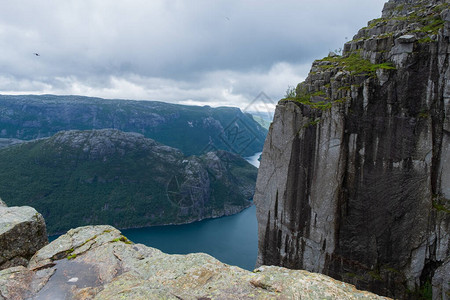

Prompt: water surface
[
  {"left": 122, "top": 205, "right": 258, "bottom": 270},
  {"left": 245, "top": 152, "right": 262, "bottom": 168}
]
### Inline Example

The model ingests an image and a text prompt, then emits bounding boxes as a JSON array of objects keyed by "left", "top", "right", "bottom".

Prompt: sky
[{"left": 0, "top": 0, "right": 387, "bottom": 112}]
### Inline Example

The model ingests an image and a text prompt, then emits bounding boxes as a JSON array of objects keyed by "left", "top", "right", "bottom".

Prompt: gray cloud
[{"left": 0, "top": 0, "right": 387, "bottom": 110}]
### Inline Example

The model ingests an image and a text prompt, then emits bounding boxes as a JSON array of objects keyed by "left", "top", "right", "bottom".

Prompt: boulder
[{"left": 0, "top": 205, "right": 48, "bottom": 270}]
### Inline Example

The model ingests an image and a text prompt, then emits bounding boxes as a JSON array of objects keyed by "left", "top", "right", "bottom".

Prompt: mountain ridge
[
  {"left": 0, "top": 129, "right": 257, "bottom": 234},
  {"left": 0, "top": 94, "right": 267, "bottom": 157}
]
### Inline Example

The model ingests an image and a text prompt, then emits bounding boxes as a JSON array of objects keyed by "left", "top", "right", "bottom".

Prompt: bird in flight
[{"left": 33, "top": 53, "right": 40, "bottom": 56}]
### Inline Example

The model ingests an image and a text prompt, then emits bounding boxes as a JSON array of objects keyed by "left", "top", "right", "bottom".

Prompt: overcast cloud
[{"left": 0, "top": 0, "right": 387, "bottom": 111}]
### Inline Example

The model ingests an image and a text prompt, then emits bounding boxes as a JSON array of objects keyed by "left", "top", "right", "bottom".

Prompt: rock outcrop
[
  {"left": 0, "top": 203, "right": 48, "bottom": 270},
  {"left": 0, "top": 129, "right": 257, "bottom": 234},
  {"left": 0, "top": 225, "right": 389, "bottom": 299},
  {"left": 254, "top": 0, "right": 450, "bottom": 298}
]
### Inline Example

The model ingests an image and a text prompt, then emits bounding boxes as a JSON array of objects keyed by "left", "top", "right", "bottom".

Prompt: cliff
[
  {"left": 254, "top": 0, "right": 450, "bottom": 298},
  {"left": 0, "top": 209, "right": 389, "bottom": 299},
  {"left": 0, "top": 94, "right": 267, "bottom": 157},
  {"left": 0, "top": 129, "right": 257, "bottom": 234}
]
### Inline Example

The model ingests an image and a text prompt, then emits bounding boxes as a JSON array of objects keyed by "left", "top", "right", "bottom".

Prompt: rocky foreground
[{"left": 0, "top": 204, "right": 389, "bottom": 299}]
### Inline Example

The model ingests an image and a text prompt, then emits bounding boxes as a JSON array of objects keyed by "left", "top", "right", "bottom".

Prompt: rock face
[
  {"left": 254, "top": 0, "right": 450, "bottom": 298},
  {"left": 0, "top": 203, "right": 48, "bottom": 270},
  {"left": 0, "top": 129, "right": 257, "bottom": 234},
  {"left": 0, "top": 94, "right": 267, "bottom": 157},
  {"left": 0, "top": 225, "right": 390, "bottom": 299}
]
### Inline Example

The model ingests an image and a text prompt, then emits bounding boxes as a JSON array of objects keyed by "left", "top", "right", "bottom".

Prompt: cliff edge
[
  {"left": 254, "top": 0, "right": 450, "bottom": 298},
  {"left": 0, "top": 223, "right": 389, "bottom": 299}
]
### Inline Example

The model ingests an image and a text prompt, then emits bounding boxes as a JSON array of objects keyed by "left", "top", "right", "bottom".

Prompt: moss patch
[
  {"left": 112, "top": 235, "right": 133, "bottom": 245},
  {"left": 317, "top": 53, "right": 396, "bottom": 76}
]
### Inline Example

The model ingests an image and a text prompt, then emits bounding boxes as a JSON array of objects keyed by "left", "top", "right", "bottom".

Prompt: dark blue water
[{"left": 122, "top": 205, "right": 258, "bottom": 270}]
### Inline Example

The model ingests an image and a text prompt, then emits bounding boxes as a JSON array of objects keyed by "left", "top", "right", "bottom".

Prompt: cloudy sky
[{"left": 0, "top": 0, "right": 387, "bottom": 111}]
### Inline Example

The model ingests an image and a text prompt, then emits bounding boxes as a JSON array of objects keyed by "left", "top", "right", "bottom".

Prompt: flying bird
[{"left": 33, "top": 53, "right": 40, "bottom": 56}]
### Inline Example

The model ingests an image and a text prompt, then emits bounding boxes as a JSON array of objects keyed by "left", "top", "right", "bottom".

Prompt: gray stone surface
[
  {"left": 432, "top": 259, "right": 450, "bottom": 300},
  {"left": 0, "top": 205, "right": 48, "bottom": 270},
  {"left": 254, "top": 0, "right": 450, "bottom": 298},
  {"left": 0, "top": 225, "right": 390, "bottom": 299}
]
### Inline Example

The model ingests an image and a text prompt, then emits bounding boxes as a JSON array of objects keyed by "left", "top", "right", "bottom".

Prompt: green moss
[
  {"left": 419, "top": 281, "right": 433, "bottom": 300},
  {"left": 298, "top": 98, "right": 332, "bottom": 111},
  {"left": 418, "top": 110, "right": 430, "bottom": 119},
  {"left": 317, "top": 64, "right": 337, "bottom": 70},
  {"left": 356, "top": 3, "right": 447, "bottom": 45},
  {"left": 368, "top": 270, "right": 383, "bottom": 281},
  {"left": 337, "top": 86, "right": 351, "bottom": 92},
  {"left": 311, "top": 91, "right": 326, "bottom": 97},
  {"left": 421, "top": 17, "right": 445, "bottom": 34},
  {"left": 409, "top": 13, "right": 445, "bottom": 38},
  {"left": 112, "top": 235, "right": 133, "bottom": 244},
  {"left": 67, "top": 253, "right": 77, "bottom": 260},
  {"left": 333, "top": 97, "right": 350, "bottom": 104},
  {"left": 317, "top": 53, "right": 395, "bottom": 76},
  {"left": 407, "top": 280, "right": 433, "bottom": 300},
  {"left": 282, "top": 95, "right": 332, "bottom": 111},
  {"left": 303, "top": 118, "right": 321, "bottom": 128},
  {"left": 365, "top": 18, "right": 386, "bottom": 30},
  {"left": 418, "top": 36, "right": 434, "bottom": 43},
  {"left": 432, "top": 201, "right": 450, "bottom": 214},
  {"left": 395, "top": 4, "right": 405, "bottom": 12},
  {"left": 377, "top": 32, "right": 395, "bottom": 39},
  {"left": 433, "top": 3, "right": 450, "bottom": 13}
]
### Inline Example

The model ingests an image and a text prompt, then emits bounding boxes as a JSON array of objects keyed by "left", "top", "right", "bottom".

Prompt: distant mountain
[
  {"left": 0, "top": 129, "right": 257, "bottom": 234},
  {"left": 0, "top": 138, "right": 24, "bottom": 148},
  {"left": 0, "top": 94, "right": 267, "bottom": 156},
  {"left": 248, "top": 111, "right": 273, "bottom": 130},
  {"left": 250, "top": 115, "right": 271, "bottom": 130}
]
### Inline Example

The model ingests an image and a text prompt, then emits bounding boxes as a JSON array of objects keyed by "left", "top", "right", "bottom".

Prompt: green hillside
[{"left": 0, "top": 129, "right": 257, "bottom": 234}]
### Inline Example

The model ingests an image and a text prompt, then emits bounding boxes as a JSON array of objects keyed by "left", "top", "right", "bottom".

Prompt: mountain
[
  {"left": 0, "top": 129, "right": 257, "bottom": 234},
  {"left": 254, "top": 0, "right": 449, "bottom": 298},
  {"left": 0, "top": 94, "right": 267, "bottom": 156}
]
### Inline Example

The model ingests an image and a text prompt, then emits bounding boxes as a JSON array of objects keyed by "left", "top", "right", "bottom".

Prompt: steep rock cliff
[{"left": 254, "top": 0, "right": 450, "bottom": 298}]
